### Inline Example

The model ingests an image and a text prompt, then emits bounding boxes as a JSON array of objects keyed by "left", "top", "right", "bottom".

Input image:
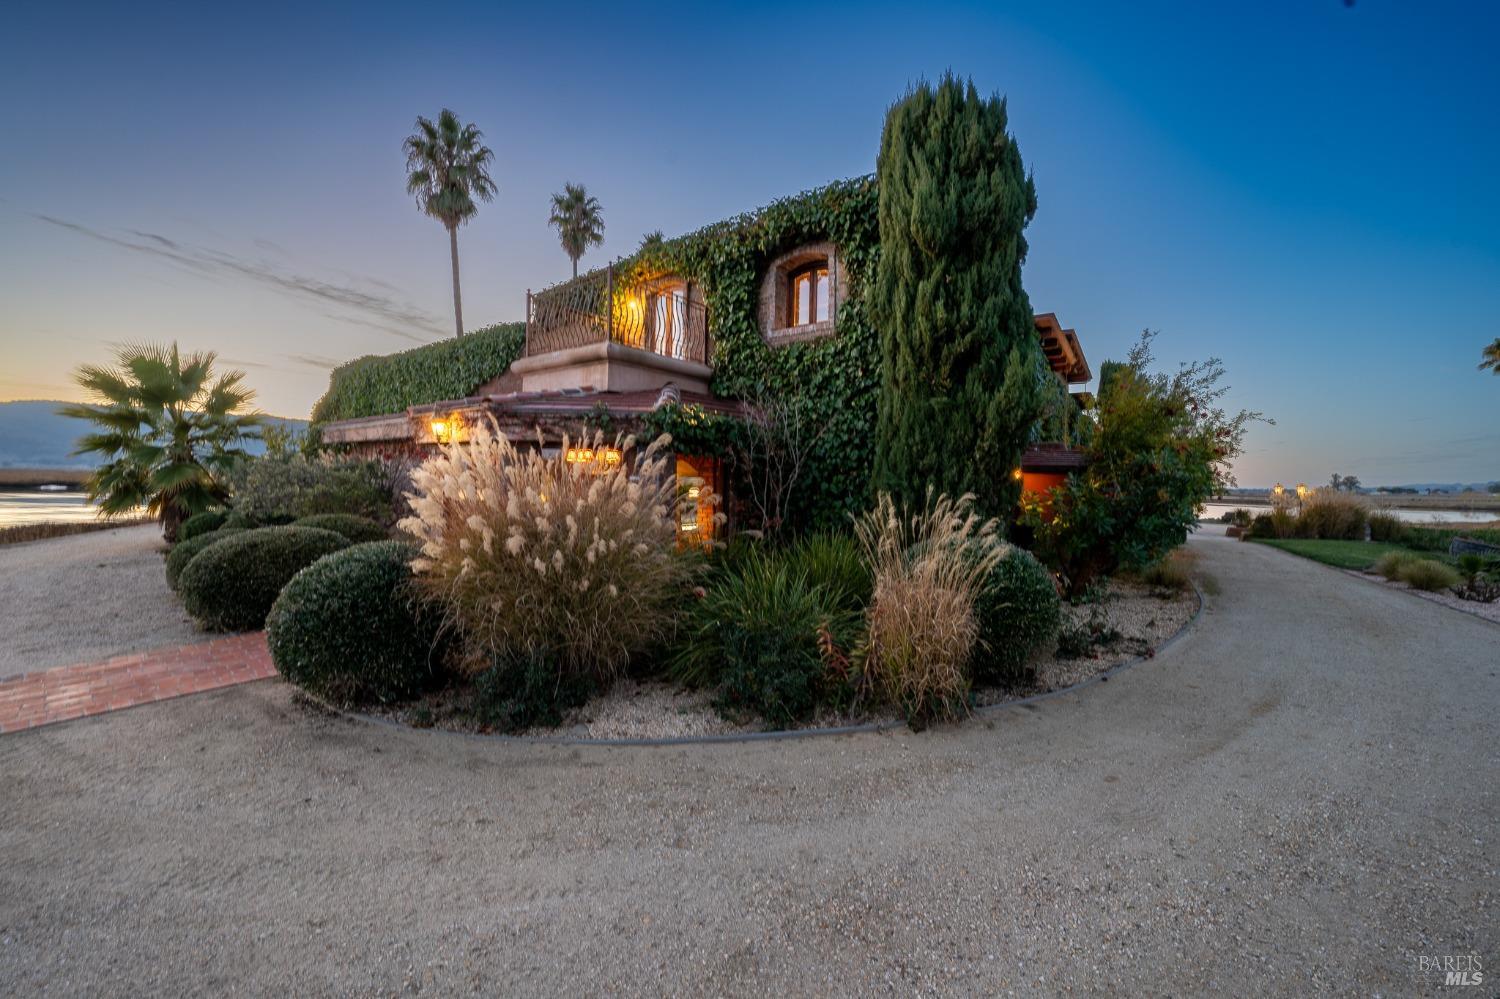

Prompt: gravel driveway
[
  {"left": 0, "top": 529, "right": 1495, "bottom": 995},
  {"left": 0, "top": 525, "right": 203, "bottom": 678}
]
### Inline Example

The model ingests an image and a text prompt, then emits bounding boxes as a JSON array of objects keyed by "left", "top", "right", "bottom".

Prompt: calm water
[
  {"left": 0, "top": 489, "right": 106, "bottom": 527},
  {"left": 1200, "top": 502, "right": 1496, "bottom": 526}
]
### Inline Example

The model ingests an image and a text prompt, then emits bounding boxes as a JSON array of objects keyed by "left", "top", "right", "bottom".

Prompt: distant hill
[{"left": 0, "top": 400, "right": 307, "bottom": 469}]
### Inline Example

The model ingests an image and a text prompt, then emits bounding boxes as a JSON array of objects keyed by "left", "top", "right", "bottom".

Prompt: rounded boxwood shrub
[
  {"left": 178, "top": 526, "right": 349, "bottom": 631},
  {"left": 293, "top": 513, "right": 388, "bottom": 544},
  {"left": 165, "top": 526, "right": 249, "bottom": 590},
  {"left": 178, "top": 510, "right": 228, "bottom": 542},
  {"left": 972, "top": 547, "right": 1061, "bottom": 685},
  {"left": 267, "top": 541, "right": 442, "bottom": 704},
  {"left": 223, "top": 509, "right": 258, "bottom": 530}
]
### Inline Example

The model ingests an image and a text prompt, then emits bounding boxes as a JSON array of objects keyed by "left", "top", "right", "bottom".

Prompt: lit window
[
  {"left": 648, "top": 283, "right": 688, "bottom": 358},
  {"left": 788, "top": 262, "right": 830, "bottom": 326}
]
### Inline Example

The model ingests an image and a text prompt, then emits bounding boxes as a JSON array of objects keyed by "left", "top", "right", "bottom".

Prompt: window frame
[{"left": 786, "top": 260, "right": 831, "bottom": 327}]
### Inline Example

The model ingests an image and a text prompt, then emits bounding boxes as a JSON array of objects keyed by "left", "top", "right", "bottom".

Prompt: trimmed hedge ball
[
  {"left": 267, "top": 541, "right": 443, "bottom": 704},
  {"left": 292, "top": 513, "right": 388, "bottom": 544},
  {"left": 165, "top": 526, "right": 249, "bottom": 590},
  {"left": 973, "top": 546, "right": 1062, "bottom": 685},
  {"left": 178, "top": 510, "right": 228, "bottom": 542},
  {"left": 178, "top": 526, "right": 350, "bottom": 631}
]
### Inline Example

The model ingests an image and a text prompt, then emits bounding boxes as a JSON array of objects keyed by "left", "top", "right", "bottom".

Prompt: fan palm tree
[
  {"left": 548, "top": 183, "right": 605, "bottom": 278},
  {"left": 404, "top": 109, "right": 497, "bottom": 337},
  {"left": 58, "top": 343, "right": 263, "bottom": 541},
  {"left": 1480, "top": 337, "right": 1500, "bottom": 375}
]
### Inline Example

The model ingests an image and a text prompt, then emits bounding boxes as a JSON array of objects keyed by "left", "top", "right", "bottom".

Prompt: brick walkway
[{"left": 0, "top": 632, "right": 276, "bottom": 734}]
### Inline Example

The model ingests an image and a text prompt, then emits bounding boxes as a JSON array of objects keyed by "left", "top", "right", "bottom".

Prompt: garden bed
[
  {"left": 362, "top": 578, "right": 1200, "bottom": 742},
  {"left": 1346, "top": 569, "right": 1500, "bottom": 626}
]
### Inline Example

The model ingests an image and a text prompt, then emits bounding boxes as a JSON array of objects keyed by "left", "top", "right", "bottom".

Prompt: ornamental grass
[
  {"left": 853, "top": 490, "right": 1006, "bottom": 726},
  {"left": 399, "top": 421, "right": 696, "bottom": 683}
]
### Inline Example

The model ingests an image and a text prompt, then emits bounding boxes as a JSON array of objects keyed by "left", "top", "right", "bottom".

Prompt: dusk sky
[{"left": 2, "top": 1, "right": 1496, "bottom": 486}]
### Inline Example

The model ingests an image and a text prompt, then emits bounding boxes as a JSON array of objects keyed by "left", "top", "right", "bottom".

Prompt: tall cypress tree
[{"left": 871, "top": 75, "right": 1046, "bottom": 517}]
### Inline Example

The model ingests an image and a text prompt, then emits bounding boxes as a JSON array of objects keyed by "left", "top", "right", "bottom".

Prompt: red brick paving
[{"left": 0, "top": 632, "right": 276, "bottom": 734}]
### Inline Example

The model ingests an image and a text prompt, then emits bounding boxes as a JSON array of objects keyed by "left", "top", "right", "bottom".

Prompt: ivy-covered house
[{"left": 316, "top": 176, "right": 1091, "bottom": 540}]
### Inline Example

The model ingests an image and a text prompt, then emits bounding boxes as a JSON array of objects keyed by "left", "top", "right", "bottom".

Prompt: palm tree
[
  {"left": 59, "top": 343, "right": 262, "bottom": 541},
  {"left": 1480, "top": 337, "right": 1500, "bottom": 375},
  {"left": 404, "top": 109, "right": 497, "bottom": 337},
  {"left": 548, "top": 183, "right": 605, "bottom": 278}
]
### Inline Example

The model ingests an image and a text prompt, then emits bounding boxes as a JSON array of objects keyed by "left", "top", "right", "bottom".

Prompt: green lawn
[{"left": 1251, "top": 538, "right": 1412, "bottom": 570}]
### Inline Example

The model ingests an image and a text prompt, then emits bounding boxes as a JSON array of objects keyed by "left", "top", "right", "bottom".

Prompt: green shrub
[
  {"left": 178, "top": 526, "right": 350, "bottom": 631},
  {"left": 672, "top": 551, "right": 859, "bottom": 726},
  {"left": 972, "top": 546, "right": 1061, "bottom": 685},
  {"left": 223, "top": 509, "right": 257, "bottom": 530},
  {"left": 310, "top": 322, "right": 525, "bottom": 425},
  {"left": 1246, "top": 512, "right": 1275, "bottom": 539},
  {"left": 178, "top": 510, "right": 228, "bottom": 542},
  {"left": 1397, "top": 559, "right": 1460, "bottom": 592},
  {"left": 1367, "top": 511, "right": 1406, "bottom": 542},
  {"left": 266, "top": 541, "right": 442, "bottom": 704},
  {"left": 164, "top": 526, "right": 249, "bottom": 590},
  {"left": 1219, "top": 508, "right": 1253, "bottom": 527},
  {"left": 1021, "top": 334, "right": 1259, "bottom": 595},
  {"left": 1374, "top": 550, "right": 1422, "bottom": 581},
  {"left": 785, "top": 530, "right": 871, "bottom": 611},
  {"left": 293, "top": 513, "right": 388, "bottom": 544},
  {"left": 470, "top": 648, "right": 593, "bottom": 732},
  {"left": 231, "top": 454, "right": 393, "bottom": 525}
]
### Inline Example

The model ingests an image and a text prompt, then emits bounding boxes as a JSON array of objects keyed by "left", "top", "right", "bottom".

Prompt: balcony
[{"left": 512, "top": 266, "right": 712, "bottom": 394}]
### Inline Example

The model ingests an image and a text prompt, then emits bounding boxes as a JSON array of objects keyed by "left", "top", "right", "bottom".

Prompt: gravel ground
[
  {"left": 376, "top": 581, "right": 1198, "bottom": 741},
  {"left": 1, "top": 529, "right": 1496, "bottom": 996},
  {"left": 0, "top": 524, "right": 203, "bottom": 678}
]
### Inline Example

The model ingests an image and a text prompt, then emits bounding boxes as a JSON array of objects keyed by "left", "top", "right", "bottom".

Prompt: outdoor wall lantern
[
  {"left": 431, "top": 415, "right": 461, "bottom": 444},
  {"left": 1011, "top": 467, "right": 1024, "bottom": 482}
]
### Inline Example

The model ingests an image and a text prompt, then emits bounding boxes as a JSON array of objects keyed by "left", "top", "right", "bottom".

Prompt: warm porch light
[
  {"left": 430, "top": 417, "right": 456, "bottom": 443},
  {"left": 1011, "top": 467, "right": 1024, "bottom": 481},
  {"left": 565, "top": 446, "right": 623, "bottom": 466}
]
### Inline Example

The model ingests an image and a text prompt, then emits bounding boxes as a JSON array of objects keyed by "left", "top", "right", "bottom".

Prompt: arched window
[
  {"left": 787, "top": 260, "right": 830, "bottom": 327},
  {"left": 758, "top": 242, "right": 845, "bottom": 344}
]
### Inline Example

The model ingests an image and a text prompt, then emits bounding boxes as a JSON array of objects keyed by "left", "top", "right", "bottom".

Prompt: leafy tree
[
  {"left": 548, "top": 183, "right": 605, "bottom": 278},
  {"left": 403, "top": 109, "right": 497, "bottom": 337},
  {"left": 1480, "top": 337, "right": 1500, "bottom": 375},
  {"left": 1022, "top": 332, "right": 1267, "bottom": 595},
  {"left": 59, "top": 343, "right": 262, "bottom": 541},
  {"left": 1341, "top": 475, "right": 1361, "bottom": 493},
  {"left": 871, "top": 74, "right": 1045, "bottom": 517},
  {"left": 1328, "top": 473, "right": 1344, "bottom": 492}
]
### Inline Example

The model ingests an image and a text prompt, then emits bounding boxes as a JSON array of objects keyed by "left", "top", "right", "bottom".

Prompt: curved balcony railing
[{"left": 526, "top": 265, "right": 708, "bottom": 365}]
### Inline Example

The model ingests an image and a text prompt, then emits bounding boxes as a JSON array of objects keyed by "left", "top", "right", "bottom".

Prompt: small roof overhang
[
  {"left": 1034, "top": 312, "right": 1092, "bottom": 385},
  {"left": 319, "top": 384, "right": 747, "bottom": 447}
]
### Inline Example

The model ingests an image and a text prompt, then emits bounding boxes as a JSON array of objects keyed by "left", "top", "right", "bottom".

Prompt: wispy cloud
[{"left": 35, "top": 214, "right": 444, "bottom": 342}]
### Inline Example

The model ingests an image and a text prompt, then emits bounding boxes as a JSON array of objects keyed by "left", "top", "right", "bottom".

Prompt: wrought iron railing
[{"left": 526, "top": 265, "right": 708, "bottom": 365}]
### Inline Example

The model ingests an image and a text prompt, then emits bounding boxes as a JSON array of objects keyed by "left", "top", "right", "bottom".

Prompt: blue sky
[{"left": 1, "top": 0, "right": 1496, "bottom": 486}]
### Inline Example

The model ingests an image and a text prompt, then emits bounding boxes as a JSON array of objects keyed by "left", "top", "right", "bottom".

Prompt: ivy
[
  {"left": 620, "top": 178, "right": 881, "bottom": 530},
  {"left": 310, "top": 322, "right": 524, "bottom": 425}
]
